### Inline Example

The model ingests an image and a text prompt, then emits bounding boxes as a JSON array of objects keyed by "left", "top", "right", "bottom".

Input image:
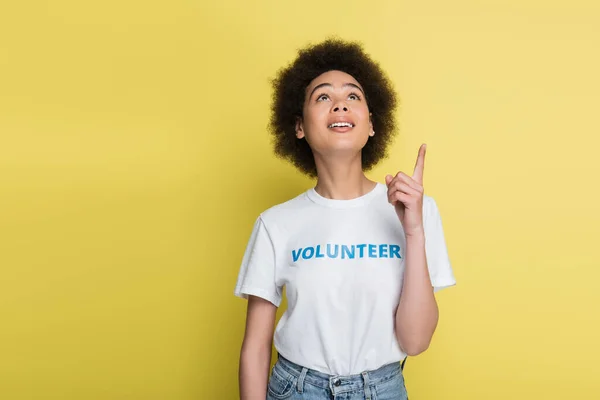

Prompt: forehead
[{"left": 305, "top": 70, "right": 362, "bottom": 92}]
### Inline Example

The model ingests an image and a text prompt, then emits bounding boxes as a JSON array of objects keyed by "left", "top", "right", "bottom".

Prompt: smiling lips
[{"left": 328, "top": 120, "right": 355, "bottom": 133}]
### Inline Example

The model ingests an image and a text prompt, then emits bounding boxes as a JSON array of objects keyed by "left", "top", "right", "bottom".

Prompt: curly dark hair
[{"left": 268, "top": 37, "right": 399, "bottom": 178}]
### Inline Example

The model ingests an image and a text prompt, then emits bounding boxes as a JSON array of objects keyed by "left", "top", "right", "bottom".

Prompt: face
[{"left": 296, "top": 70, "right": 373, "bottom": 156}]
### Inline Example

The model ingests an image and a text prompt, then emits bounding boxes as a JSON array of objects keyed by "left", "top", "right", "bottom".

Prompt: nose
[{"left": 332, "top": 104, "right": 349, "bottom": 112}]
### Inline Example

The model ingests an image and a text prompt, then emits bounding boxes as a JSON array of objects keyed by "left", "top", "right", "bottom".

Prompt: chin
[
  {"left": 308, "top": 134, "right": 369, "bottom": 153},
  {"left": 321, "top": 143, "right": 367, "bottom": 156}
]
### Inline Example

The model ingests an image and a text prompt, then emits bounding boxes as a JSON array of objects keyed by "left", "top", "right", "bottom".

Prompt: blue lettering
[
  {"left": 292, "top": 243, "right": 400, "bottom": 262},
  {"left": 326, "top": 244, "right": 339, "bottom": 258},
  {"left": 389, "top": 245, "right": 402, "bottom": 259},
  {"left": 341, "top": 245, "right": 355, "bottom": 259},
  {"left": 356, "top": 244, "right": 367, "bottom": 258},
  {"left": 315, "top": 245, "right": 325, "bottom": 258},
  {"left": 302, "top": 247, "right": 315, "bottom": 260},
  {"left": 292, "top": 248, "right": 302, "bottom": 263},
  {"left": 368, "top": 244, "right": 377, "bottom": 258},
  {"left": 379, "top": 244, "right": 388, "bottom": 258}
]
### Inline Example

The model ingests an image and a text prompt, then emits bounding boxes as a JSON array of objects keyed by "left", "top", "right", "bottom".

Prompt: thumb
[{"left": 385, "top": 174, "right": 393, "bottom": 186}]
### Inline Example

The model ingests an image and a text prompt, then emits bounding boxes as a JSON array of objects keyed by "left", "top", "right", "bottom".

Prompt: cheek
[
  {"left": 303, "top": 107, "right": 328, "bottom": 129},
  {"left": 355, "top": 102, "right": 370, "bottom": 117}
]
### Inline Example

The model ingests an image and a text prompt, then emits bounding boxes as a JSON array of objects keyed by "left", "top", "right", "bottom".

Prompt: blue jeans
[{"left": 267, "top": 354, "right": 409, "bottom": 400}]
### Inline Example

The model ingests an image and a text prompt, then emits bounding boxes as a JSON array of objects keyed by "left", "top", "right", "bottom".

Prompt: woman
[{"left": 234, "top": 38, "right": 456, "bottom": 400}]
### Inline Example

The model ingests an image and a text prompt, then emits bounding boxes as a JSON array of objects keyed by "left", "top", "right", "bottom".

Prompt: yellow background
[{"left": 1, "top": 0, "right": 599, "bottom": 399}]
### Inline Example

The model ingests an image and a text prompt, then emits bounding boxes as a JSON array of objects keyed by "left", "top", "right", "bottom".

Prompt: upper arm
[
  {"left": 234, "top": 216, "right": 283, "bottom": 307},
  {"left": 423, "top": 196, "right": 457, "bottom": 293},
  {"left": 242, "top": 295, "right": 278, "bottom": 350}
]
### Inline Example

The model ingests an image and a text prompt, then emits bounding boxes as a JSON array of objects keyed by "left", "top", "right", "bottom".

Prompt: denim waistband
[{"left": 274, "top": 353, "right": 403, "bottom": 393}]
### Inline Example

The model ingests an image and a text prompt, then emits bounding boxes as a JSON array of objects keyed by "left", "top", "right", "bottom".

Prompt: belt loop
[
  {"left": 361, "top": 371, "right": 372, "bottom": 400},
  {"left": 297, "top": 367, "right": 308, "bottom": 393}
]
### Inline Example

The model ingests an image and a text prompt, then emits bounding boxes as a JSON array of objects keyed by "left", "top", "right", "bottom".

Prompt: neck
[{"left": 312, "top": 152, "right": 377, "bottom": 200}]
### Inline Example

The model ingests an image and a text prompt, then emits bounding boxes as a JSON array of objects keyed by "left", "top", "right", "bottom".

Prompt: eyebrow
[{"left": 308, "top": 82, "right": 365, "bottom": 99}]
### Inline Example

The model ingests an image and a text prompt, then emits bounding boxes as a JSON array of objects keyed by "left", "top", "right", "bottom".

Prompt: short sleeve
[
  {"left": 424, "top": 197, "right": 457, "bottom": 293},
  {"left": 233, "top": 216, "right": 282, "bottom": 307}
]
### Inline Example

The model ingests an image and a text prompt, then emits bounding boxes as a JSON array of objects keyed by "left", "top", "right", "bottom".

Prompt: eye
[
  {"left": 348, "top": 92, "right": 361, "bottom": 100},
  {"left": 316, "top": 93, "right": 329, "bottom": 102}
]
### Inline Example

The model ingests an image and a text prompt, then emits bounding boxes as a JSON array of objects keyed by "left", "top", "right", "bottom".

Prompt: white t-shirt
[{"left": 234, "top": 182, "right": 456, "bottom": 376}]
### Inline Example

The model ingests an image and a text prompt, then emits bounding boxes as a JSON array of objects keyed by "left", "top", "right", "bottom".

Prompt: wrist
[{"left": 405, "top": 228, "right": 425, "bottom": 239}]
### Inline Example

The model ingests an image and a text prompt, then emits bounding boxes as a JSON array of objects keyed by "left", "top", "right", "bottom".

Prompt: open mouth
[{"left": 328, "top": 122, "right": 355, "bottom": 132}]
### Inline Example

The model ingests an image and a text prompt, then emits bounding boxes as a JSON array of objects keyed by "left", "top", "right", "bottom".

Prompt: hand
[{"left": 385, "top": 144, "right": 426, "bottom": 237}]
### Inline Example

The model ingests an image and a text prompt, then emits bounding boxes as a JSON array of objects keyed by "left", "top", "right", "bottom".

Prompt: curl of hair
[{"left": 268, "top": 37, "right": 399, "bottom": 178}]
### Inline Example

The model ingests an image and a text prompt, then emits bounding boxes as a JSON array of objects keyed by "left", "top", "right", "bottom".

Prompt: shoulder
[
  {"left": 423, "top": 193, "right": 436, "bottom": 210},
  {"left": 421, "top": 194, "right": 441, "bottom": 222},
  {"left": 256, "top": 189, "right": 312, "bottom": 228},
  {"left": 423, "top": 193, "right": 443, "bottom": 212}
]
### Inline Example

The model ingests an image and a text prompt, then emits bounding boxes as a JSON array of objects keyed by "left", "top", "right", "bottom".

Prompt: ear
[
  {"left": 368, "top": 112, "right": 374, "bottom": 137},
  {"left": 295, "top": 116, "right": 305, "bottom": 139}
]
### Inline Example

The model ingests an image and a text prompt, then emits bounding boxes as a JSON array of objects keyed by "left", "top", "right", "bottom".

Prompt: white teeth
[{"left": 328, "top": 122, "right": 354, "bottom": 128}]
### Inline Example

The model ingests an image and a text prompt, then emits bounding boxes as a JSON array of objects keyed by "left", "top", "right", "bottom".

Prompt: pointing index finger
[{"left": 412, "top": 144, "right": 426, "bottom": 184}]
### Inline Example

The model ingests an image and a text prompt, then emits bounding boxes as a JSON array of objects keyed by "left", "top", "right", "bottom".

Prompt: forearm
[
  {"left": 395, "top": 231, "right": 439, "bottom": 355},
  {"left": 239, "top": 343, "right": 272, "bottom": 400}
]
